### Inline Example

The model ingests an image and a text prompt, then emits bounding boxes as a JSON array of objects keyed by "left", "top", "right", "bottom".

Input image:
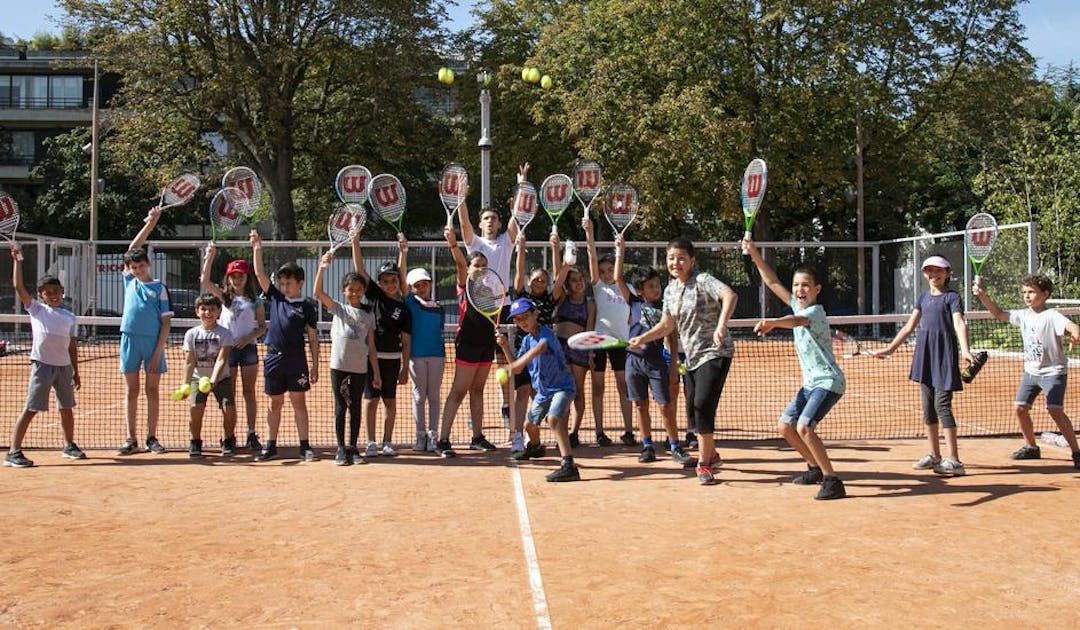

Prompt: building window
[
  {"left": 0, "top": 75, "right": 84, "bottom": 108},
  {"left": 0, "top": 130, "right": 35, "bottom": 165},
  {"left": 49, "top": 76, "right": 83, "bottom": 108}
]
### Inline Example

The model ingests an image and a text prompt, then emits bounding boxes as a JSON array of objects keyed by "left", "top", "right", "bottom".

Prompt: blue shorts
[
  {"left": 228, "top": 343, "right": 259, "bottom": 368},
  {"left": 119, "top": 333, "right": 167, "bottom": 374},
  {"left": 527, "top": 390, "right": 574, "bottom": 426},
  {"left": 263, "top": 352, "right": 310, "bottom": 395},
  {"left": 625, "top": 355, "right": 671, "bottom": 405},
  {"left": 779, "top": 387, "right": 842, "bottom": 429},
  {"left": 1015, "top": 372, "right": 1067, "bottom": 409}
]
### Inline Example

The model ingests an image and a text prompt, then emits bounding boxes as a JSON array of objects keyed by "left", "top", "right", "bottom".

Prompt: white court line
[{"left": 510, "top": 464, "right": 553, "bottom": 630}]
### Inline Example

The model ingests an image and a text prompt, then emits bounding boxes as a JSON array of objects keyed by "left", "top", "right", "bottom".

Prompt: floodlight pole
[
  {"left": 477, "top": 71, "right": 493, "bottom": 209},
  {"left": 88, "top": 58, "right": 100, "bottom": 317}
]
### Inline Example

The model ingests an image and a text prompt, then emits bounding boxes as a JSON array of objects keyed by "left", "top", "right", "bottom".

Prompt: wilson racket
[
  {"left": 740, "top": 158, "right": 768, "bottom": 254},
  {"left": 568, "top": 331, "right": 628, "bottom": 351},
  {"left": 965, "top": 212, "right": 998, "bottom": 292},
  {"left": 833, "top": 330, "right": 889, "bottom": 360},
  {"left": 439, "top": 163, "right": 468, "bottom": 229},
  {"left": 222, "top": 166, "right": 261, "bottom": 209},
  {"left": 208, "top": 187, "right": 247, "bottom": 242},
  {"left": 540, "top": 173, "right": 573, "bottom": 235},
  {"left": 158, "top": 173, "right": 201, "bottom": 210},
  {"left": 335, "top": 164, "right": 372, "bottom": 205},
  {"left": 368, "top": 173, "right": 407, "bottom": 238},
  {"left": 0, "top": 189, "right": 20, "bottom": 247},
  {"left": 327, "top": 204, "right": 367, "bottom": 253},
  {"left": 571, "top": 160, "right": 603, "bottom": 218},
  {"left": 511, "top": 181, "right": 539, "bottom": 229},
  {"left": 465, "top": 267, "right": 507, "bottom": 331},
  {"left": 602, "top": 182, "right": 639, "bottom": 236}
]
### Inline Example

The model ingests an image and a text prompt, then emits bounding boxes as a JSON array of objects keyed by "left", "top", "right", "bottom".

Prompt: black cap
[{"left": 378, "top": 262, "right": 400, "bottom": 277}]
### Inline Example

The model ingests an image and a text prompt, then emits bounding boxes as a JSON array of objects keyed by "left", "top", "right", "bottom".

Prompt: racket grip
[
  {"left": 972, "top": 275, "right": 982, "bottom": 295},
  {"left": 741, "top": 230, "right": 752, "bottom": 254}
]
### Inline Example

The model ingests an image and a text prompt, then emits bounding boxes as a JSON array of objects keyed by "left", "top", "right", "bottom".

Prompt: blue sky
[{"left": 4, "top": 0, "right": 1078, "bottom": 70}]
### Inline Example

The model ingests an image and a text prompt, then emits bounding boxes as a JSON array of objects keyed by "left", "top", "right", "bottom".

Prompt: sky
[{"left": 3, "top": 0, "right": 1078, "bottom": 70}]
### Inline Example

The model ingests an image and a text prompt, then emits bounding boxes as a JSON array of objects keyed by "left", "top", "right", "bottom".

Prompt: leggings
[
  {"left": 331, "top": 369, "right": 368, "bottom": 447},
  {"left": 410, "top": 357, "right": 445, "bottom": 434},
  {"left": 920, "top": 383, "right": 957, "bottom": 429},
  {"left": 685, "top": 356, "right": 732, "bottom": 435}
]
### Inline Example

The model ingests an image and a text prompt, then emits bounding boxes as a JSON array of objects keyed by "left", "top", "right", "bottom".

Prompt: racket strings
[
  {"left": 965, "top": 214, "right": 998, "bottom": 261},
  {"left": 603, "top": 184, "right": 638, "bottom": 232},
  {"left": 369, "top": 175, "right": 407, "bottom": 224},
  {"left": 439, "top": 165, "right": 468, "bottom": 210},
  {"left": 466, "top": 271, "right": 506, "bottom": 316},
  {"left": 511, "top": 183, "right": 538, "bottom": 227},
  {"left": 572, "top": 161, "right": 603, "bottom": 208},
  {"left": 540, "top": 174, "right": 573, "bottom": 215},
  {"left": 0, "top": 194, "right": 19, "bottom": 234},
  {"left": 335, "top": 165, "right": 371, "bottom": 205}
]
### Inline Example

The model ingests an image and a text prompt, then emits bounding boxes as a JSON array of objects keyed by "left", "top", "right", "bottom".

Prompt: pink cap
[{"left": 921, "top": 255, "right": 951, "bottom": 270}]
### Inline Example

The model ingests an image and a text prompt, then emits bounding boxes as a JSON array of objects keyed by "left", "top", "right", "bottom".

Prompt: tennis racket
[
  {"left": 511, "top": 181, "right": 538, "bottom": 227},
  {"left": 568, "top": 331, "right": 628, "bottom": 351},
  {"left": 368, "top": 173, "right": 407, "bottom": 238},
  {"left": 335, "top": 164, "right": 372, "bottom": 205},
  {"left": 158, "top": 173, "right": 201, "bottom": 210},
  {"left": 222, "top": 166, "right": 261, "bottom": 210},
  {"left": 540, "top": 173, "right": 573, "bottom": 235},
  {"left": 833, "top": 330, "right": 890, "bottom": 360},
  {"left": 327, "top": 204, "right": 367, "bottom": 253},
  {"left": 465, "top": 267, "right": 507, "bottom": 331},
  {"left": 740, "top": 158, "right": 768, "bottom": 254},
  {"left": 571, "top": 160, "right": 603, "bottom": 218},
  {"left": 965, "top": 212, "right": 998, "bottom": 293},
  {"left": 439, "top": 163, "right": 468, "bottom": 229},
  {"left": 0, "top": 189, "right": 20, "bottom": 248},
  {"left": 602, "top": 182, "right": 639, "bottom": 236},
  {"left": 208, "top": 188, "right": 248, "bottom": 242}
]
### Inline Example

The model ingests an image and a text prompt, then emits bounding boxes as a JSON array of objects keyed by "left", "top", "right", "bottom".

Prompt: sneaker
[
  {"left": 380, "top": 442, "right": 397, "bottom": 457},
  {"left": 815, "top": 476, "right": 847, "bottom": 500},
  {"left": 426, "top": 431, "right": 438, "bottom": 453},
  {"left": 189, "top": 439, "right": 204, "bottom": 460},
  {"left": 117, "top": 439, "right": 139, "bottom": 456},
  {"left": 255, "top": 444, "right": 279, "bottom": 462},
  {"left": 933, "top": 457, "right": 966, "bottom": 476},
  {"left": 683, "top": 453, "right": 722, "bottom": 470},
  {"left": 412, "top": 434, "right": 427, "bottom": 452},
  {"left": 669, "top": 445, "right": 693, "bottom": 465},
  {"left": 596, "top": 433, "right": 613, "bottom": 447},
  {"left": 1073, "top": 450, "right": 1080, "bottom": 470},
  {"left": 696, "top": 464, "right": 716, "bottom": 485},
  {"left": 335, "top": 446, "right": 349, "bottom": 466},
  {"left": 569, "top": 431, "right": 581, "bottom": 448},
  {"left": 245, "top": 432, "right": 262, "bottom": 452},
  {"left": 638, "top": 445, "right": 656, "bottom": 463},
  {"left": 545, "top": 462, "right": 581, "bottom": 482},
  {"left": 469, "top": 435, "right": 497, "bottom": 452},
  {"left": 365, "top": 442, "right": 379, "bottom": 458},
  {"left": 912, "top": 453, "right": 941, "bottom": 470},
  {"left": 620, "top": 431, "right": 636, "bottom": 446},
  {"left": 510, "top": 432, "right": 524, "bottom": 455},
  {"left": 792, "top": 466, "right": 824, "bottom": 485},
  {"left": 145, "top": 436, "right": 167, "bottom": 454},
  {"left": 61, "top": 442, "right": 86, "bottom": 460},
  {"left": 4, "top": 450, "right": 33, "bottom": 468},
  {"left": 683, "top": 432, "right": 699, "bottom": 449},
  {"left": 220, "top": 436, "right": 237, "bottom": 457},
  {"left": 513, "top": 441, "right": 546, "bottom": 461},
  {"left": 435, "top": 440, "right": 457, "bottom": 458},
  {"left": 300, "top": 445, "right": 319, "bottom": 461},
  {"left": 350, "top": 447, "right": 366, "bottom": 465},
  {"left": 1011, "top": 444, "right": 1041, "bottom": 460}
]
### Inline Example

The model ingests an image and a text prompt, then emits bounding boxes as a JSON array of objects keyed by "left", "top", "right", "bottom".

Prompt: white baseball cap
[
  {"left": 406, "top": 268, "right": 432, "bottom": 286},
  {"left": 921, "top": 255, "right": 951, "bottom": 270}
]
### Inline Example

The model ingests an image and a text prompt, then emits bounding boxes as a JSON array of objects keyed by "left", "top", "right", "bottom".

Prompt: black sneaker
[
  {"left": 300, "top": 446, "right": 318, "bottom": 462},
  {"left": 569, "top": 431, "right": 581, "bottom": 448},
  {"left": 596, "top": 433, "right": 613, "bottom": 447},
  {"left": 189, "top": 439, "right": 204, "bottom": 460},
  {"left": 512, "top": 441, "right": 546, "bottom": 461},
  {"left": 335, "top": 446, "right": 349, "bottom": 466},
  {"left": 815, "top": 476, "right": 847, "bottom": 500},
  {"left": 792, "top": 466, "right": 824, "bottom": 485},
  {"left": 146, "top": 436, "right": 167, "bottom": 454},
  {"left": 670, "top": 445, "right": 692, "bottom": 465},
  {"left": 4, "top": 450, "right": 33, "bottom": 468},
  {"left": 117, "top": 439, "right": 139, "bottom": 456},
  {"left": 246, "top": 432, "right": 262, "bottom": 452},
  {"left": 435, "top": 440, "right": 457, "bottom": 458},
  {"left": 349, "top": 446, "right": 365, "bottom": 465},
  {"left": 683, "top": 432, "right": 699, "bottom": 449},
  {"left": 545, "top": 462, "right": 581, "bottom": 482},
  {"left": 1011, "top": 444, "right": 1041, "bottom": 460},
  {"left": 62, "top": 442, "right": 87, "bottom": 460},
  {"left": 638, "top": 446, "right": 656, "bottom": 463},
  {"left": 469, "top": 435, "right": 497, "bottom": 452},
  {"left": 620, "top": 431, "right": 636, "bottom": 446},
  {"left": 220, "top": 436, "right": 237, "bottom": 456},
  {"left": 255, "top": 444, "right": 278, "bottom": 462}
]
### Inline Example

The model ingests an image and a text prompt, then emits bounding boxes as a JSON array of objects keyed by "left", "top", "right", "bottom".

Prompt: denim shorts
[
  {"left": 779, "top": 387, "right": 842, "bottom": 429},
  {"left": 1015, "top": 372, "right": 1067, "bottom": 409},
  {"left": 527, "top": 390, "right": 574, "bottom": 425},
  {"left": 228, "top": 343, "right": 259, "bottom": 368}
]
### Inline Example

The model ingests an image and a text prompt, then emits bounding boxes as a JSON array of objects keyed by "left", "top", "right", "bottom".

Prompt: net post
[{"left": 1027, "top": 221, "right": 1037, "bottom": 274}]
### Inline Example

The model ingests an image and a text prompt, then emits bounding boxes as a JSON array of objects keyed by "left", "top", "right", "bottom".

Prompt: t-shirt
[
  {"left": 327, "top": 300, "right": 376, "bottom": 373},
  {"left": 512, "top": 289, "right": 556, "bottom": 352},
  {"left": 594, "top": 280, "right": 630, "bottom": 340},
  {"left": 26, "top": 300, "right": 76, "bottom": 367},
  {"left": 263, "top": 284, "right": 318, "bottom": 360},
  {"left": 366, "top": 283, "right": 412, "bottom": 359},
  {"left": 220, "top": 295, "right": 261, "bottom": 342},
  {"left": 466, "top": 231, "right": 513, "bottom": 290},
  {"left": 518, "top": 326, "right": 576, "bottom": 402},
  {"left": 628, "top": 295, "right": 665, "bottom": 367},
  {"left": 405, "top": 294, "right": 446, "bottom": 359},
  {"left": 120, "top": 272, "right": 172, "bottom": 337},
  {"left": 182, "top": 324, "right": 234, "bottom": 380},
  {"left": 1009, "top": 308, "right": 1074, "bottom": 376},
  {"left": 791, "top": 299, "right": 845, "bottom": 394},
  {"left": 663, "top": 272, "right": 735, "bottom": 371}
]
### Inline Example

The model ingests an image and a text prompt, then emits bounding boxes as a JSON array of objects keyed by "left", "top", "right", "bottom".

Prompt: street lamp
[{"left": 477, "top": 70, "right": 492, "bottom": 209}]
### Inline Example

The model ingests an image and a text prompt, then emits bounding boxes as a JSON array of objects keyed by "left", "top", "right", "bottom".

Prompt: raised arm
[
  {"left": 446, "top": 226, "right": 468, "bottom": 286},
  {"left": 613, "top": 234, "right": 631, "bottom": 302},
  {"left": 514, "top": 231, "right": 527, "bottom": 294},
  {"left": 11, "top": 246, "right": 31, "bottom": 308},
  {"left": 129, "top": 207, "right": 162, "bottom": 252},
  {"left": 199, "top": 243, "right": 224, "bottom": 299},
  {"left": 552, "top": 254, "right": 570, "bottom": 303},
  {"left": 397, "top": 233, "right": 408, "bottom": 292},
  {"left": 350, "top": 230, "right": 370, "bottom": 285},
  {"left": 249, "top": 230, "right": 270, "bottom": 292},
  {"left": 754, "top": 314, "right": 811, "bottom": 336},
  {"left": 313, "top": 252, "right": 336, "bottom": 311},
  {"left": 583, "top": 216, "right": 600, "bottom": 286},
  {"left": 743, "top": 237, "right": 791, "bottom": 304},
  {"left": 549, "top": 231, "right": 562, "bottom": 280},
  {"left": 972, "top": 283, "right": 1009, "bottom": 322},
  {"left": 457, "top": 197, "right": 475, "bottom": 247}
]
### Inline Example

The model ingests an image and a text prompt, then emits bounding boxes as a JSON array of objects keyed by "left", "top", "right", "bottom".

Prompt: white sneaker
[
  {"left": 912, "top": 453, "right": 941, "bottom": 470},
  {"left": 381, "top": 442, "right": 397, "bottom": 457},
  {"left": 511, "top": 432, "right": 524, "bottom": 454},
  {"left": 413, "top": 434, "right": 427, "bottom": 452},
  {"left": 365, "top": 442, "right": 379, "bottom": 458},
  {"left": 426, "top": 430, "right": 438, "bottom": 452},
  {"left": 933, "top": 457, "right": 965, "bottom": 476}
]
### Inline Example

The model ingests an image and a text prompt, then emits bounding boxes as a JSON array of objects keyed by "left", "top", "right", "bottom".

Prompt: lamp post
[
  {"left": 477, "top": 70, "right": 492, "bottom": 209},
  {"left": 88, "top": 58, "right": 100, "bottom": 317}
]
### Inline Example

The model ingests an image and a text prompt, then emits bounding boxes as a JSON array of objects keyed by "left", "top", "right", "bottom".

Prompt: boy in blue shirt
[
  {"left": 249, "top": 230, "right": 321, "bottom": 461},
  {"left": 496, "top": 298, "right": 580, "bottom": 482},
  {"left": 118, "top": 207, "right": 172, "bottom": 455}
]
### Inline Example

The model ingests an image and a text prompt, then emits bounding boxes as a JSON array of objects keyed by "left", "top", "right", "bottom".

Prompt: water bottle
[
  {"left": 1040, "top": 432, "right": 1069, "bottom": 448},
  {"left": 564, "top": 240, "right": 577, "bottom": 266}
]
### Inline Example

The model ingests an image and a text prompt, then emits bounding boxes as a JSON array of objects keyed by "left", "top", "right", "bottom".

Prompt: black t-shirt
[{"left": 365, "top": 283, "right": 412, "bottom": 354}]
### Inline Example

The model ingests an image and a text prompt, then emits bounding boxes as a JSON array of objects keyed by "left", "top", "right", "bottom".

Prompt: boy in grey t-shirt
[{"left": 177, "top": 294, "right": 235, "bottom": 459}]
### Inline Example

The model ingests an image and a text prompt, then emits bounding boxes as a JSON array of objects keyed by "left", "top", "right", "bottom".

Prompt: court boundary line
[{"left": 510, "top": 464, "right": 552, "bottom": 630}]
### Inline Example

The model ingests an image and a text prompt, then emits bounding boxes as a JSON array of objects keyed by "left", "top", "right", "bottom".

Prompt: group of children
[{"left": 7, "top": 200, "right": 1080, "bottom": 497}]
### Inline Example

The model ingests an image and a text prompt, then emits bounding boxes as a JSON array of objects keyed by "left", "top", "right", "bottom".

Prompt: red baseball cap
[{"left": 226, "top": 259, "right": 251, "bottom": 276}]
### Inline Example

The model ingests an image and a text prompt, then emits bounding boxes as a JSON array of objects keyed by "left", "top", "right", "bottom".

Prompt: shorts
[
  {"left": 25, "top": 361, "right": 76, "bottom": 412},
  {"left": 1015, "top": 372, "right": 1067, "bottom": 409},
  {"left": 191, "top": 376, "right": 235, "bottom": 408},
  {"left": 625, "top": 355, "right": 671, "bottom": 405},
  {"left": 365, "top": 357, "right": 402, "bottom": 400},
  {"left": 779, "top": 387, "right": 842, "bottom": 429},
  {"left": 455, "top": 341, "right": 495, "bottom": 367},
  {"left": 558, "top": 337, "right": 591, "bottom": 369},
  {"left": 592, "top": 347, "right": 627, "bottom": 373},
  {"left": 514, "top": 369, "right": 532, "bottom": 390},
  {"left": 228, "top": 343, "right": 259, "bottom": 368},
  {"left": 263, "top": 351, "right": 310, "bottom": 395},
  {"left": 527, "top": 390, "right": 575, "bottom": 426},
  {"left": 119, "top": 333, "right": 167, "bottom": 374}
]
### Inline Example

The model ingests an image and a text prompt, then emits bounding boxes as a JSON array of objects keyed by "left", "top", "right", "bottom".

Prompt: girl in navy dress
[{"left": 874, "top": 255, "right": 975, "bottom": 476}]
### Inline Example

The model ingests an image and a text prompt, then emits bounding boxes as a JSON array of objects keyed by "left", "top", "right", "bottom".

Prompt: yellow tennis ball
[
  {"left": 528, "top": 67, "right": 541, "bottom": 83},
  {"left": 437, "top": 67, "right": 447, "bottom": 83},
  {"left": 521, "top": 67, "right": 530, "bottom": 82},
  {"left": 198, "top": 376, "right": 212, "bottom": 394},
  {"left": 445, "top": 68, "right": 455, "bottom": 84},
  {"left": 540, "top": 75, "right": 552, "bottom": 89},
  {"left": 496, "top": 367, "right": 509, "bottom": 385}
]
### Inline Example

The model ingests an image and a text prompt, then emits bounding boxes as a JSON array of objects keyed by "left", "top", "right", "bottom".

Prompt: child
[
  {"left": 497, "top": 298, "right": 580, "bottom": 482},
  {"left": 975, "top": 274, "right": 1080, "bottom": 468},
  {"left": 744, "top": 238, "right": 847, "bottom": 499},
  {"left": 5, "top": 247, "right": 83, "bottom": 468},
  {"left": 177, "top": 293, "right": 234, "bottom": 459},
  {"left": 551, "top": 248, "right": 597, "bottom": 447},
  {"left": 434, "top": 226, "right": 498, "bottom": 457},
  {"left": 628, "top": 238, "right": 737, "bottom": 485},
  {"left": 118, "top": 206, "right": 172, "bottom": 455},
  {"left": 249, "top": 230, "right": 320, "bottom": 462},
  {"left": 401, "top": 239, "right": 446, "bottom": 453},
  {"left": 200, "top": 243, "right": 267, "bottom": 453},
  {"left": 614, "top": 236, "right": 692, "bottom": 466},
  {"left": 352, "top": 235, "right": 411, "bottom": 458},
  {"left": 874, "top": 255, "right": 974, "bottom": 476},
  {"left": 314, "top": 248, "right": 380, "bottom": 466},
  {"left": 583, "top": 216, "right": 635, "bottom": 446}
]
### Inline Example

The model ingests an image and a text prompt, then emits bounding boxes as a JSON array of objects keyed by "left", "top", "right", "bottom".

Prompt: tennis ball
[
  {"left": 445, "top": 68, "right": 455, "bottom": 84},
  {"left": 540, "top": 75, "right": 552, "bottom": 89},
  {"left": 521, "top": 67, "right": 530, "bottom": 82},
  {"left": 495, "top": 367, "right": 509, "bottom": 385},
  {"left": 198, "top": 376, "right": 212, "bottom": 394},
  {"left": 528, "top": 67, "right": 541, "bottom": 83},
  {"left": 437, "top": 67, "right": 448, "bottom": 83}
]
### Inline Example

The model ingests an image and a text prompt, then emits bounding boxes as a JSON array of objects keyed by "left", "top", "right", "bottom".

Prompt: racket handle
[
  {"left": 972, "top": 274, "right": 982, "bottom": 295},
  {"left": 741, "top": 230, "right": 752, "bottom": 254},
  {"left": 550, "top": 224, "right": 558, "bottom": 236}
]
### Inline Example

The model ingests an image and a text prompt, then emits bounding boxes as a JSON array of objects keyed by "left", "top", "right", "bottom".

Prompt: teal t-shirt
[{"left": 791, "top": 299, "right": 845, "bottom": 395}]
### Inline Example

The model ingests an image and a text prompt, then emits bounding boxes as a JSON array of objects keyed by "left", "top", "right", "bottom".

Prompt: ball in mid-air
[
  {"left": 540, "top": 75, "right": 552, "bottom": 89},
  {"left": 528, "top": 67, "right": 542, "bottom": 83},
  {"left": 444, "top": 68, "right": 455, "bottom": 84},
  {"left": 521, "top": 67, "right": 531, "bottom": 82},
  {"left": 495, "top": 367, "right": 509, "bottom": 385}
]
